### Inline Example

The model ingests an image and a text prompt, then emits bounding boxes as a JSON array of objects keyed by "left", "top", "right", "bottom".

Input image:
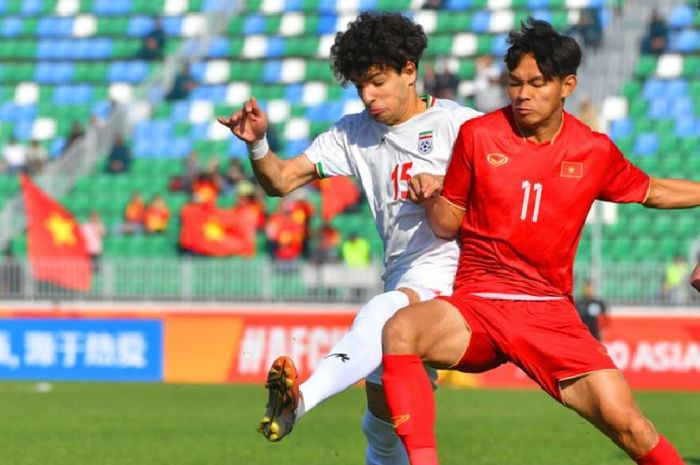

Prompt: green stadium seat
[
  {"left": 426, "top": 36, "right": 453, "bottom": 56},
  {"left": 652, "top": 216, "right": 675, "bottom": 236},
  {"left": 635, "top": 56, "right": 656, "bottom": 77},
  {"left": 626, "top": 215, "right": 653, "bottom": 237}
]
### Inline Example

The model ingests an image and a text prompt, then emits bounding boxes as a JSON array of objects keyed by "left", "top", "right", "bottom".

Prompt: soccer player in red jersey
[{"left": 380, "top": 18, "right": 694, "bottom": 465}]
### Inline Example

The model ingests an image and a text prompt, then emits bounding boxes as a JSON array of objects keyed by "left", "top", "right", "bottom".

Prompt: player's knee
[{"left": 382, "top": 309, "right": 418, "bottom": 354}]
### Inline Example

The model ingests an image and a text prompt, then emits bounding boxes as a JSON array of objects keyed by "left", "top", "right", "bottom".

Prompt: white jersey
[{"left": 304, "top": 96, "right": 481, "bottom": 293}]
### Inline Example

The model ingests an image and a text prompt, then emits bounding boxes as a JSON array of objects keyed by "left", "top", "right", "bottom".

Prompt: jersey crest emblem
[
  {"left": 418, "top": 130, "right": 434, "bottom": 154},
  {"left": 486, "top": 153, "right": 508, "bottom": 167}
]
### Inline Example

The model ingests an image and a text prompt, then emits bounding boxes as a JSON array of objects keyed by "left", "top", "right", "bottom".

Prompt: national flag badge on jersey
[
  {"left": 418, "top": 130, "right": 434, "bottom": 154},
  {"left": 561, "top": 161, "right": 583, "bottom": 178}
]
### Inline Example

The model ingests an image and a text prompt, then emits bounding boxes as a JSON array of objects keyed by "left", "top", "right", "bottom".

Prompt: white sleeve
[
  {"left": 303, "top": 118, "right": 355, "bottom": 178},
  {"left": 455, "top": 106, "right": 483, "bottom": 126}
]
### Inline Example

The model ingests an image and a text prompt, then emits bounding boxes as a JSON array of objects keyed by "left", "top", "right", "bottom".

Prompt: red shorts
[{"left": 437, "top": 293, "right": 616, "bottom": 402}]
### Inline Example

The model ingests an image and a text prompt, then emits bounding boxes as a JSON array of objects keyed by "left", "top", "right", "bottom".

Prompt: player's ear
[
  {"left": 402, "top": 61, "right": 418, "bottom": 84},
  {"left": 561, "top": 74, "right": 577, "bottom": 99}
]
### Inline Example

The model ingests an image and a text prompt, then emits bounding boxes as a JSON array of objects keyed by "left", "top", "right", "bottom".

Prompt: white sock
[
  {"left": 362, "top": 410, "right": 408, "bottom": 465},
  {"left": 297, "top": 290, "right": 409, "bottom": 420}
]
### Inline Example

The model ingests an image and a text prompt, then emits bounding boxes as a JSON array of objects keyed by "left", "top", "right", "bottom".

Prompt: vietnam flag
[
  {"left": 20, "top": 174, "right": 91, "bottom": 291},
  {"left": 179, "top": 203, "right": 255, "bottom": 257},
  {"left": 319, "top": 176, "right": 360, "bottom": 221}
]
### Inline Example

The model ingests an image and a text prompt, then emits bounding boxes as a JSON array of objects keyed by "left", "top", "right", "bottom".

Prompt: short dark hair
[
  {"left": 505, "top": 17, "right": 581, "bottom": 80},
  {"left": 330, "top": 12, "right": 428, "bottom": 85}
]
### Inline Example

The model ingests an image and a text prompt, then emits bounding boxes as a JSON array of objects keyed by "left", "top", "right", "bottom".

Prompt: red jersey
[{"left": 442, "top": 107, "right": 650, "bottom": 298}]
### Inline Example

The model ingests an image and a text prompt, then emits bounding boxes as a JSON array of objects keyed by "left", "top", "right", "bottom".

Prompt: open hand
[{"left": 216, "top": 97, "right": 268, "bottom": 144}]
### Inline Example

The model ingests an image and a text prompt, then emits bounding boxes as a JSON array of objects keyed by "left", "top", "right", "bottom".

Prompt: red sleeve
[
  {"left": 598, "top": 139, "right": 650, "bottom": 203},
  {"left": 441, "top": 126, "right": 473, "bottom": 209}
]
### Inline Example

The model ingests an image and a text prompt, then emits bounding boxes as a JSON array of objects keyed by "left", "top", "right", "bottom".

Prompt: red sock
[
  {"left": 636, "top": 435, "right": 685, "bottom": 465},
  {"left": 382, "top": 354, "right": 439, "bottom": 465}
]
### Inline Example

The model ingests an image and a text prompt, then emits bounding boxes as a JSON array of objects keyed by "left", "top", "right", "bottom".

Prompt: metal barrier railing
[{"left": 0, "top": 258, "right": 696, "bottom": 306}]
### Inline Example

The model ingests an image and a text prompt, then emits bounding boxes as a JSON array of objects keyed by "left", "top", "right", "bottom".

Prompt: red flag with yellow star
[
  {"left": 179, "top": 203, "right": 255, "bottom": 257},
  {"left": 319, "top": 176, "right": 360, "bottom": 221},
  {"left": 21, "top": 174, "right": 91, "bottom": 291}
]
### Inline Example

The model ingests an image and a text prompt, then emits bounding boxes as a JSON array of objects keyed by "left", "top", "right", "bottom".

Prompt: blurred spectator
[
  {"left": 2, "top": 137, "right": 26, "bottom": 173},
  {"left": 122, "top": 191, "right": 145, "bottom": 235},
  {"left": 663, "top": 254, "right": 690, "bottom": 304},
  {"left": 310, "top": 222, "right": 341, "bottom": 264},
  {"left": 105, "top": 136, "right": 132, "bottom": 174},
  {"left": 169, "top": 150, "right": 201, "bottom": 192},
  {"left": 183, "top": 150, "right": 201, "bottom": 189},
  {"left": 266, "top": 202, "right": 304, "bottom": 261},
  {"left": 144, "top": 195, "right": 170, "bottom": 234},
  {"left": 421, "top": 0, "right": 443, "bottom": 9},
  {"left": 575, "top": 280, "right": 607, "bottom": 341},
  {"left": 89, "top": 113, "right": 106, "bottom": 130},
  {"left": 204, "top": 158, "right": 225, "bottom": 186},
  {"left": 474, "top": 56, "right": 507, "bottom": 112},
  {"left": 81, "top": 211, "right": 106, "bottom": 273},
  {"left": 288, "top": 191, "right": 315, "bottom": 258},
  {"left": 62, "top": 121, "right": 84, "bottom": 155},
  {"left": 231, "top": 181, "right": 266, "bottom": 231},
  {"left": 0, "top": 248, "right": 23, "bottom": 295},
  {"left": 192, "top": 172, "right": 220, "bottom": 207},
  {"left": 146, "top": 17, "right": 166, "bottom": 53},
  {"left": 433, "top": 59, "right": 459, "bottom": 100},
  {"left": 342, "top": 233, "right": 371, "bottom": 267},
  {"left": 166, "top": 65, "right": 197, "bottom": 101},
  {"left": 641, "top": 9, "right": 668, "bottom": 55},
  {"left": 576, "top": 97, "right": 600, "bottom": 132},
  {"left": 422, "top": 63, "right": 438, "bottom": 96},
  {"left": 25, "top": 139, "right": 48, "bottom": 175},
  {"left": 221, "top": 159, "right": 248, "bottom": 194},
  {"left": 136, "top": 36, "right": 163, "bottom": 60},
  {"left": 423, "top": 60, "right": 458, "bottom": 100},
  {"left": 570, "top": 8, "right": 603, "bottom": 50}
]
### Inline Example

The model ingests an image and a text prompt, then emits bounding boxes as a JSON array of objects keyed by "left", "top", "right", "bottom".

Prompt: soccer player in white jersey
[{"left": 217, "top": 12, "right": 480, "bottom": 464}]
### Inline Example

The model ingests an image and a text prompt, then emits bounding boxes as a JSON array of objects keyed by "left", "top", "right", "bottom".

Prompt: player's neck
[
  {"left": 394, "top": 92, "right": 428, "bottom": 125},
  {"left": 515, "top": 112, "right": 564, "bottom": 145}
]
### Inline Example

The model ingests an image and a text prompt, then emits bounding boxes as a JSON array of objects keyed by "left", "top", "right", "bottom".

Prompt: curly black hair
[
  {"left": 330, "top": 12, "right": 428, "bottom": 85},
  {"left": 505, "top": 17, "right": 581, "bottom": 80}
]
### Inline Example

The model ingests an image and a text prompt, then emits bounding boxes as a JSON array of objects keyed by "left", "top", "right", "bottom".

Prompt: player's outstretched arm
[
  {"left": 407, "top": 173, "right": 464, "bottom": 238},
  {"left": 643, "top": 177, "right": 700, "bottom": 209},
  {"left": 217, "top": 97, "right": 318, "bottom": 197},
  {"left": 426, "top": 196, "right": 465, "bottom": 240}
]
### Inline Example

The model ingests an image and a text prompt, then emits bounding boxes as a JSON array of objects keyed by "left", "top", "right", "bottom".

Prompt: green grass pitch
[{"left": 0, "top": 382, "right": 698, "bottom": 465}]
